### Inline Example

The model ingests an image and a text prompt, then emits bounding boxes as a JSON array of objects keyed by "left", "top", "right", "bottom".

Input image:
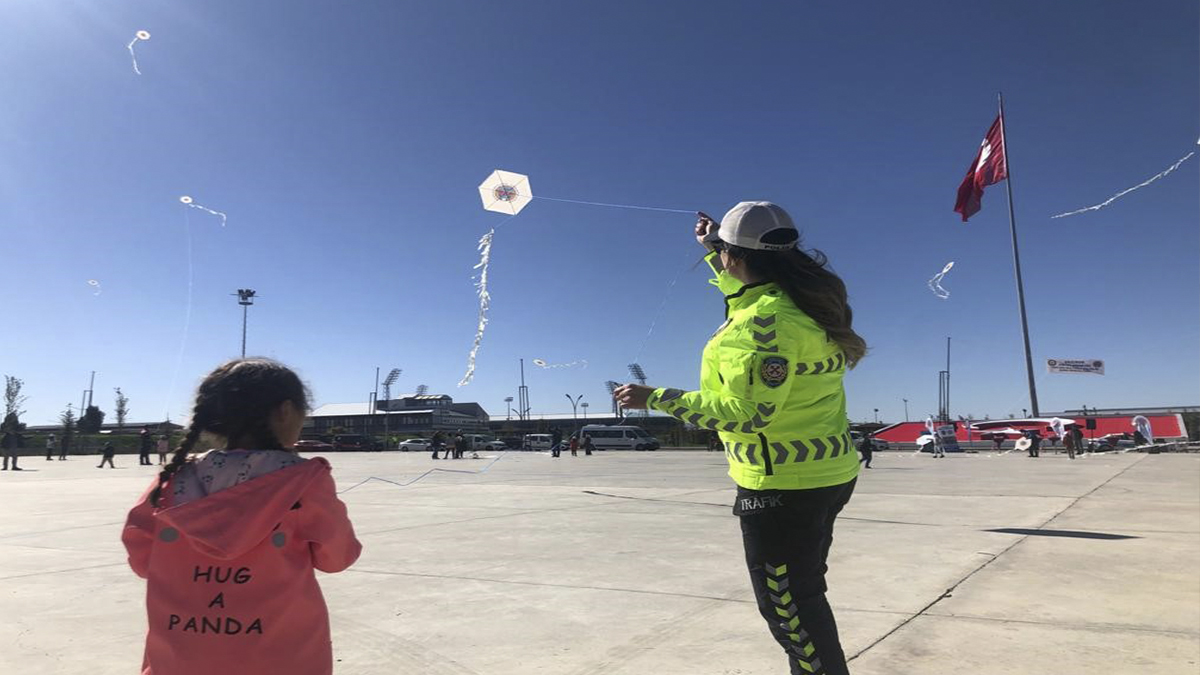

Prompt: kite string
[
  {"left": 163, "top": 209, "right": 195, "bottom": 420},
  {"left": 338, "top": 451, "right": 509, "bottom": 494},
  {"left": 631, "top": 254, "right": 702, "bottom": 363},
  {"left": 533, "top": 195, "right": 695, "bottom": 215},
  {"left": 1051, "top": 147, "right": 1196, "bottom": 219}
]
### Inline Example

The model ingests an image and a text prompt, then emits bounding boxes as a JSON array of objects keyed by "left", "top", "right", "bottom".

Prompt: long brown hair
[
  {"left": 150, "top": 358, "right": 310, "bottom": 507},
  {"left": 725, "top": 245, "right": 867, "bottom": 367}
]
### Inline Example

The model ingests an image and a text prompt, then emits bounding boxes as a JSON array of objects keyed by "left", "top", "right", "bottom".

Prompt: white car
[
  {"left": 466, "top": 435, "right": 505, "bottom": 452},
  {"left": 397, "top": 438, "right": 431, "bottom": 452}
]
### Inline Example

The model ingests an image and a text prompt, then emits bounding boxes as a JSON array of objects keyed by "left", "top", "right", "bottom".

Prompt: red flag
[{"left": 954, "top": 115, "right": 1008, "bottom": 221}]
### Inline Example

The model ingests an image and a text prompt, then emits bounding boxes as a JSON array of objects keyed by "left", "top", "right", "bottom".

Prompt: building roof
[
  {"left": 309, "top": 403, "right": 482, "bottom": 419},
  {"left": 494, "top": 411, "right": 672, "bottom": 422}
]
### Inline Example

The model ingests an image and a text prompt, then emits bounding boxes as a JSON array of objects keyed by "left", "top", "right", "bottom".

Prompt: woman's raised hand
[{"left": 695, "top": 212, "right": 718, "bottom": 251}]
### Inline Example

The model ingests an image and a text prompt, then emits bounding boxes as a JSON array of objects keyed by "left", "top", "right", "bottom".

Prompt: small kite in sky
[
  {"left": 127, "top": 30, "right": 151, "bottom": 75},
  {"left": 532, "top": 359, "right": 588, "bottom": 370},
  {"left": 87, "top": 279, "right": 102, "bottom": 295},
  {"left": 180, "top": 195, "right": 227, "bottom": 226},
  {"left": 1052, "top": 140, "right": 1198, "bottom": 219},
  {"left": 927, "top": 261, "right": 955, "bottom": 300},
  {"left": 478, "top": 170, "right": 533, "bottom": 215}
]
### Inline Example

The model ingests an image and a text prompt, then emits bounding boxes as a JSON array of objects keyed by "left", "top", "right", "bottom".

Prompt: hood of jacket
[{"left": 157, "top": 456, "right": 330, "bottom": 560}]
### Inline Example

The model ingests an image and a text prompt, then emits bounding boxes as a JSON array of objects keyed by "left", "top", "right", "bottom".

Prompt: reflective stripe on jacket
[{"left": 647, "top": 252, "right": 859, "bottom": 491}]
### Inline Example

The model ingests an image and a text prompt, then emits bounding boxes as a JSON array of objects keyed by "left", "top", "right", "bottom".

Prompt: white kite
[
  {"left": 180, "top": 195, "right": 227, "bottom": 226},
  {"left": 927, "top": 261, "right": 955, "bottom": 299},
  {"left": 532, "top": 359, "right": 588, "bottom": 370},
  {"left": 87, "top": 279, "right": 102, "bottom": 295},
  {"left": 459, "top": 170, "right": 534, "bottom": 386},
  {"left": 127, "top": 30, "right": 151, "bottom": 75},
  {"left": 478, "top": 170, "right": 533, "bottom": 215},
  {"left": 1052, "top": 140, "right": 1198, "bottom": 219}
]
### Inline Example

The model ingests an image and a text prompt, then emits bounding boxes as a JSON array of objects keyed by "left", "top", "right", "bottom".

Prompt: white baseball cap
[{"left": 705, "top": 201, "right": 800, "bottom": 251}]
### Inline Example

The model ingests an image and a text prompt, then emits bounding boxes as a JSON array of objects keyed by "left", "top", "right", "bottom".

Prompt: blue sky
[{"left": 1, "top": 0, "right": 1196, "bottom": 427}]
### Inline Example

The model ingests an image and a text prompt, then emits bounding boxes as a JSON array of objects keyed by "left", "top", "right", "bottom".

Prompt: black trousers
[{"left": 738, "top": 479, "right": 856, "bottom": 675}]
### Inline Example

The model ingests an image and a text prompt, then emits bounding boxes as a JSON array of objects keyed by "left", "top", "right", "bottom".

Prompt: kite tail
[
  {"left": 1051, "top": 148, "right": 1196, "bottom": 219},
  {"left": 458, "top": 228, "right": 494, "bottom": 386}
]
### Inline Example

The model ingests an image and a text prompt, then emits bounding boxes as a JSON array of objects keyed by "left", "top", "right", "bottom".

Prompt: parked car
[
  {"left": 331, "top": 434, "right": 373, "bottom": 452},
  {"left": 294, "top": 439, "right": 334, "bottom": 452},
  {"left": 397, "top": 438, "right": 431, "bottom": 452},
  {"left": 465, "top": 435, "right": 506, "bottom": 452}
]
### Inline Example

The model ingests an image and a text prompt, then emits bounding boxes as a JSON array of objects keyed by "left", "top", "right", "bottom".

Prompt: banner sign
[{"left": 1046, "top": 359, "right": 1105, "bottom": 375}]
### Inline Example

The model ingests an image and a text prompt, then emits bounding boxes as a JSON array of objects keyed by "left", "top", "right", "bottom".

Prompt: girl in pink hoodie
[{"left": 122, "top": 359, "right": 362, "bottom": 675}]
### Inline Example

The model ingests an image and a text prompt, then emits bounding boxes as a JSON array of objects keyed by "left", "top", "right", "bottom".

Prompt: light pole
[
  {"left": 581, "top": 402, "right": 589, "bottom": 419},
  {"left": 504, "top": 396, "right": 514, "bottom": 421},
  {"left": 874, "top": 408, "right": 879, "bottom": 424},
  {"left": 382, "top": 368, "right": 401, "bottom": 449},
  {"left": 902, "top": 398, "right": 909, "bottom": 423},
  {"left": 234, "top": 289, "right": 256, "bottom": 357},
  {"left": 565, "top": 394, "right": 583, "bottom": 440}
]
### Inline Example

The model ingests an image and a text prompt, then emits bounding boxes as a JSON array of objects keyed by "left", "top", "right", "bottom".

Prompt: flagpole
[{"left": 998, "top": 92, "right": 1040, "bottom": 417}]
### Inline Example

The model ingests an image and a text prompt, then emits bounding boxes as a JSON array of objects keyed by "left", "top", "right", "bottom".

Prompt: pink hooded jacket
[{"left": 122, "top": 452, "right": 361, "bottom": 675}]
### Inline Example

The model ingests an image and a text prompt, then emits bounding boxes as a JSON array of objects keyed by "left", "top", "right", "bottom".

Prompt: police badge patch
[{"left": 760, "top": 356, "right": 790, "bottom": 388}]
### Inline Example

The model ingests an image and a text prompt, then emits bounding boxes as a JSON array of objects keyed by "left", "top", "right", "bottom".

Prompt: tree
[
  {"left": 4, "top": 375, "right": 27, "bottom": 421},
  {"left": 1, "top": 412, "right": 24, "bottom": 434},
  {"left": 114, "top": 388, "right": 130, "bottom": 429},
  {"left": 79, "top": 405, "right": 105, "bottom": 433},
  {"left": 60, "top": 404, "right": 76, "bottom": 447}
]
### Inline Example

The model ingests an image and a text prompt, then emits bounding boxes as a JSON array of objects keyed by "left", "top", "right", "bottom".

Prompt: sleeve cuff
[{"left": 646, "top": 388, "right": 666, "bottom": 411}]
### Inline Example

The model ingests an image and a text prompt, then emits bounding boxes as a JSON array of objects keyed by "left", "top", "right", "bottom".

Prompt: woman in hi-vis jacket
[{"left": 616, "top": 202, "right": 867, "bottom": 675}]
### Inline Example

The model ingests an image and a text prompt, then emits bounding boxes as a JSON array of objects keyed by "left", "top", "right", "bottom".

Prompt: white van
[
  {"left": 523, "top": 434, "right": 553, "bottom": 451},
  {"left": 580, "top": 425, "right": 660, "bottom": 451}
]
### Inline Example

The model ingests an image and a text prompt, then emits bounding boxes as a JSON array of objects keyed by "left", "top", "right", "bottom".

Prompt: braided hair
[{"left": 150, "top": 358, "right": 310, "bottom": 507}]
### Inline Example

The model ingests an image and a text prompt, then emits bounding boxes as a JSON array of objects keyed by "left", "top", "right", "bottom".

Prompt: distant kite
[
  {"left": 127, "top": 30, "right": 151, "bottom": 75},
  {"left": 928, "top": 261, "right": 955, "bottom": 300},
  {"left": 87, "top": 279, "right": 102, "bottom": 295},
  {"left": 180, "top": 195, "right": 227, "bottom": 226},
  {"left": 532, "top": 359, "right": 588, "bottom": 370}
]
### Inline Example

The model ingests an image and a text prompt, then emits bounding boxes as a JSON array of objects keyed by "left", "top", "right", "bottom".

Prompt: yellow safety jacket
[{"left": 647, "top": 252, "right": 859, "bottom": 491}]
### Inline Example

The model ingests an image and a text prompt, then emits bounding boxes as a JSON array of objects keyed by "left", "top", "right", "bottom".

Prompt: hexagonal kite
[{"left": 478, "top": 170, "right": 533, "bottom": 216}]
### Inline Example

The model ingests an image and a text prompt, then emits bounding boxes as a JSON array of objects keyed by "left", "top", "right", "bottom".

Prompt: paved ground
[{"left": 1, "top": 449, "right": 1197, "bottom": 674}]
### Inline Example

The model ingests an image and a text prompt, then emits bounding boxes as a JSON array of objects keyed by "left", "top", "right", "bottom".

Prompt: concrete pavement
[{"left": 1, "top": 449, "right": 1197, "bottom": 674}]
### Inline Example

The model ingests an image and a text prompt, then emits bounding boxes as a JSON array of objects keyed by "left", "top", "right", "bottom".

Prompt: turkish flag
[{"left": 954, "top": 115, "right": 1008, "bottom": 221}]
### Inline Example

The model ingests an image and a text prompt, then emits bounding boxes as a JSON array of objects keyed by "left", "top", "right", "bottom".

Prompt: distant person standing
[
  {"left": 1071, "top": 426, "right": 1086, "bottom": 455},
  {"left": 1026, "top": 430, "right": 1042, "bottom": 458},
  {"left": 932, "top": 433, "right": 946, "bottom": 458},
  {"left": 98, "top": 441, "right": 116, "bottom": 468},
  {"left": 1063, "top": 428, "right": 1077, "bottom": 459},
  {"left": 856, "top": 434, "right": 874, "bottom": 468},
  {"left": 569, "top": 435, "right": 579, "bottom": 457},
  {"left": 1, "top": 428, "right": 21, "bottom": 471},
  {"left": 156, "top": 435, "right": 170, "bottom": 464},
  {"left": 138, "top": 426, "right": 153, "bottom": 466},
  {"left": 583, "top": 434, "right": 594, "bottom": 456},
  {"left": 46, "top": 434, "right": 56, "bottom": 461},
  {"left": 431, "top": 431, "right": 446, "bottom": 460},
  {"left": 453, "top": 433, "right": 468, "bottom": 460},
  {"left": 59, "top": 433, "right": 70, "bottom": 460},
  {"left": 991, "top": 434, "right": 1004, "bottom": 453}
]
